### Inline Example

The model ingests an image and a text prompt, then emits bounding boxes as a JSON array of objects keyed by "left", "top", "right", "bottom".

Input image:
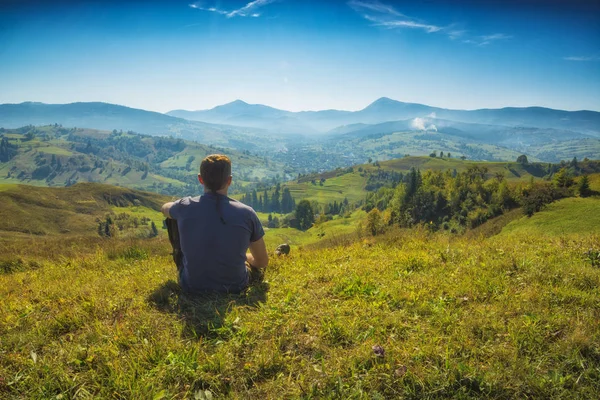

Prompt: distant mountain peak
[
  {"left": 228, "top": 99, "right": 249, "bottom": 106},
  {"left": 364, "top": 97, "right": 404, "bottom": 110}
]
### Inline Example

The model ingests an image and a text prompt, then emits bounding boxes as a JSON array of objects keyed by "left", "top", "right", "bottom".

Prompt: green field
[
  {"left": 0, "top": 126, "right": 284, "bottom": 197},
  {"left": 500, "top": 197, "right": 600, "bottom": 237},
  {"left": 1, "top": 225, "right": 599, "bottom": 398},
  {"left": 1, "top": 164, "right": 600, "bottom": 398}
]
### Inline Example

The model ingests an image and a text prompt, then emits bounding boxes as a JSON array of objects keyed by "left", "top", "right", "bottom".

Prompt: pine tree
[
  {"left": 252, "top": 189, "right": 258, "bottom": 209},
  {"left": 150, "top": 221, "right": 159, "bottom": 237},
  {"left": 578, "top": 175, "right": 592, "bottom": 197},
  {"left": 263, "top": 190, "right": 269, "bottom": 213},
  {"left": 271, "top": 184, "right": 281, "bottom": 213},
  {"left": 296, "top": 200, "right": 314, "bottom": 231}
]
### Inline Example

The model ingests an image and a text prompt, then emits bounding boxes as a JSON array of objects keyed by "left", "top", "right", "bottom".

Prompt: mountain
[
  {"left": 0, "top": 102, "right": 278, "bottom": 150},
  {"left": 169, "top": 97, "right": 600, "bottom": 136},
  {"left": 0, "top": 102, "right": 183, "bottom": 134},
  {"left": 169, "top": 100, "right": 319, "bottom": 135}
]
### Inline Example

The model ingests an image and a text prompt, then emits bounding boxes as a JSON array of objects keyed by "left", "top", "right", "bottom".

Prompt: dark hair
[{"left": 200, "top": 154, "right": 231, "bottom": 192}]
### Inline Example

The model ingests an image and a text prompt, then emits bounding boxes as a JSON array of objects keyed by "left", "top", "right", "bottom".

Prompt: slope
[
  {"left": 0, "top": 182, "right": 168, "bottom": 239},
  {"left": 0, "top": 125, "right": 283, "bottom": 196},
  {"left": 1, "top": 227, "right": 598, "bottom": 398},
  {"left": 499, "top": 197, "right": 600, "bottom": 237}
]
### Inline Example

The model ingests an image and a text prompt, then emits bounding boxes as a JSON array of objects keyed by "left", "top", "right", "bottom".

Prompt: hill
[
  {"left": 0, "top": 102, "right": 279, "bottom": 151},
  {"left": 325, "top": 119, "right": 599, "bottom": 163},
  {"left": 168, "top": 100, "right": 319, "bottom": 135},
  {"left": 0, "top": 125, "right": 284, "bottom": 196},
  {"left": 1, "top": 222, "right": 598, "bottom": 398},
  {"left": 499, "top": 197, "right": 600, "bottom": 237},
  {"left": 245, "top": 156, "right": 573, "bottom": 209},
  {"left": 0, "top": 182, "right": 168, "bottom": 240}
]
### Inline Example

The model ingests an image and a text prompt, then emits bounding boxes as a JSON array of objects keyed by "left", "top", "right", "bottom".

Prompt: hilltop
[
  {"left": 1, "top": 156, "right": 599, "bottom": 398},
  {"left": 1, "top": 217, "right": 598, "bottom": 398}
]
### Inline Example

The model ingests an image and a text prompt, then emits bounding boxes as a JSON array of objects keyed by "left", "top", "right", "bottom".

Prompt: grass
[
  {"left": 1, "top": 229, "right": 599, "bottom": 398},
  {"left": 0, "top": 183, "right": 168, "bottom": 238},
  {"left": 500, "top": 197, "right": 600, "bottom": 237},
  {"left": 1, "top": 179, "right": 599, "bottom": 398},
  {"left": 585, "top": 173, "right": 600, "bottom": 192}
]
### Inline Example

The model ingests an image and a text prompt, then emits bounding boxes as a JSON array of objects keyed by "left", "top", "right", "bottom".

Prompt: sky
[{"left": 1, "top": 0, "right": 599, "bottom": 112}]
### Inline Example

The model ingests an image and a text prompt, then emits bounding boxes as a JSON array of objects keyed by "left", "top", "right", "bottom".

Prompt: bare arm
[
  {"left": 161, "top": 202, "right": 175, "bottom": 219},
  {"left": 247, "top": 237, "right": 269, "bottom": 269}
]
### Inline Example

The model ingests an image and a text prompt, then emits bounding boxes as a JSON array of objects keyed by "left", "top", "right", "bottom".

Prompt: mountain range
[
  {"left": 1, "top": 98, "right": 599, "bottom": 165},
  {"left": 168, "top": 97, "right": 600, "bottom": 136},
  {"left": 0, "top": 101, "right": 276, "bottom": 151}
]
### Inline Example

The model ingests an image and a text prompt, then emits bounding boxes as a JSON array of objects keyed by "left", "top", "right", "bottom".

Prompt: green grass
[
  {"left": 586, "top": 173, "right": 600, "bottom": 192},
  {"left": 1, "top": 182, "right": 600, "bottom": 398},
  {"left": 0, "top": 183, "right": 168, "bottom": 238},
  {"left": 1, "top": 229, "right": 599, "bottom": 398},
  {"left": 500, "top": 197, "right": 600, "bottom": 237}
]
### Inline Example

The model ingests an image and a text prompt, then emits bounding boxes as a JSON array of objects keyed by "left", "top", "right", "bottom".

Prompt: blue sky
[{"left": 1, "top": 0, "right": 599, "bottom": 112}]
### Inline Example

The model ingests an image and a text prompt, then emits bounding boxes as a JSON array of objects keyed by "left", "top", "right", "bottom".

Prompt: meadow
[
  {"left": 1, "top": 165, "right": 599, "bottom": 398},
  {"left": 1, "top": 226, "right": 599, "bottom": 399}
]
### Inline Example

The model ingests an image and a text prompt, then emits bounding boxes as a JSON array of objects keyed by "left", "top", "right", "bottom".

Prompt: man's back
[{"left": 169, "top": 192, "right": 264, "bottom": 293}]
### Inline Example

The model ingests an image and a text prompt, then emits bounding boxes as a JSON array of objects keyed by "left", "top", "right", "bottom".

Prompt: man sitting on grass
[{"left": 161, "top": 154, "right": 268, "bottom": 293}]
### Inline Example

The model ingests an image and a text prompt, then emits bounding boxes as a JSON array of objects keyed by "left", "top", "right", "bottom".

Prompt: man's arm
[
  {"left": 247, "top": 237, "right": 269, "bottom": 269},
  {"left": 161, "top": 202, "right": 175, "bottom": 219}
]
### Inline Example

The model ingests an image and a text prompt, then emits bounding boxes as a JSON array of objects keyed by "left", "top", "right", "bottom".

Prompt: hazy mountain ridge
[
  {"left": 168, "top": 97, "right": 600, "bottom": 136},
  {"left": 0, "top": 101, "right": 281, "bottom": 150}
]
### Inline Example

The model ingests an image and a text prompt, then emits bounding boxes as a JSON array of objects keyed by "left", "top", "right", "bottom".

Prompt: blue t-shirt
[{"left": 169, "top": 192, "right": 264, "bottom": 293}]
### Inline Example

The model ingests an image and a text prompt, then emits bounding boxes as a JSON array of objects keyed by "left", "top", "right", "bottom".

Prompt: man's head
[{"left": 199, "top": 154, "right": 232, "bottom": 192}]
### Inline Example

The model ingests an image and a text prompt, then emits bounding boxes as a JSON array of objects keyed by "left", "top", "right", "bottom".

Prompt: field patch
[{"left": 500, "top": 197, "right": 600, "bottom": 237}]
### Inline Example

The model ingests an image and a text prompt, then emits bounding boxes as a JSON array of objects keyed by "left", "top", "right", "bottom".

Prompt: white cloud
[
  {"left": 349, "top": 1, "right": 512, "bottom": 46},
  {"left": 462, "top": 33, "right": 512, "bottom": 47},
  {"left": 349, "top": 1, "right": 442, "bottom": 34},
  {"left": 348, "top": 0, "right": 406, "bottom": 17},
  {"left": 563, "top": 55, "right": 600, "bottom": 62},
  {"left": 189, "top": 0, "right": 277, "bottom": 18}
]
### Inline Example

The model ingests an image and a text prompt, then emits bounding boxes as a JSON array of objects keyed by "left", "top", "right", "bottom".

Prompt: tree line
[
  {"left": 363, "top": 159, "right": 598, "bottom": 234},
  {"left": 239, "top": 183, "right": 296, "bottom": 214}
]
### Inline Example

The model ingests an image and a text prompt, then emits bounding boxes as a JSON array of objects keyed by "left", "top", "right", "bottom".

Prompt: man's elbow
[{"left": 161, "top": 202, "right": 173, "bottom": 218}]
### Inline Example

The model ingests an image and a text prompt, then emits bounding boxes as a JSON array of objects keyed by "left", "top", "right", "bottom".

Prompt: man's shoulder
[
  {"left": 227, "top": 198, "right": 257, "bottom": 215},
  {"left": 176, "top": 195, "right": 201, "bottom": 206}
]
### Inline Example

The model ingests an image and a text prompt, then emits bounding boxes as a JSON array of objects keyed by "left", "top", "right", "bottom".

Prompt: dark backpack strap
[{"left": 165, "top": 218, "right": 183, "bottom": 272}]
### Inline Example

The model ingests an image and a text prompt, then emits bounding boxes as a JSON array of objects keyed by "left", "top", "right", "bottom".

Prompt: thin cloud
[
  {"left": 349, "top": 0, "right": 512, "bottom": 46},
  {"left": 563, "top": 55, "right": 599, "bottom": 61},
  {"left": 349, "top": 0, "right": 442, "bottom": 34},
  {"left": 189, "top": 0, "right": 277, "bottom": 18}
]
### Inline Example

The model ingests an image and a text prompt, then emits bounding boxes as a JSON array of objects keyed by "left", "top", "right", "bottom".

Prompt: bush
[{"left": 521, "top": 183, "right": 557, "bottom": 217}]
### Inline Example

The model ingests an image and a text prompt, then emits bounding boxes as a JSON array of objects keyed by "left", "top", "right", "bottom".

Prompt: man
[{"left": 161, "top": 154, "right": 268, "bottom": 293}]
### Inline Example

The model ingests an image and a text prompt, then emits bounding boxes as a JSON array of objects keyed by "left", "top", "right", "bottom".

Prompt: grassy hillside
[
  {"left": 0, "top": 182, "right": 168, "bottom": 239},
  {"left": 499, "top": 197, "right": 600, "bottom": 237},
  {"left": 1, "top": 179, "right": 599, "bottom": 397},
  {"left": 0, "top": 126, "right": 283, "bottom": 197},
  {"left": 242, "top": 157, "right": 570, "bottom": 211},
  {"left": 1, "top": 229, "right": 599, "bottom": 398}
]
